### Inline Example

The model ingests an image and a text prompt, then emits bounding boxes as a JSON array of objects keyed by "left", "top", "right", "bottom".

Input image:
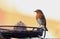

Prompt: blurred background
[{"left": 0, "top": 0, "right": 60, "bottom": 38}]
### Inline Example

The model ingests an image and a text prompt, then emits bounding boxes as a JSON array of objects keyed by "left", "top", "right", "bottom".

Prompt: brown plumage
[{"left": 34, "top": 9, "right": 48, "bottom": 31}]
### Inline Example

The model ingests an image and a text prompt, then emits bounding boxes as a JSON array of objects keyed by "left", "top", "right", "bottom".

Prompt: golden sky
[{"left": 0, "top": 0, "right": 60, "bottom": 38}]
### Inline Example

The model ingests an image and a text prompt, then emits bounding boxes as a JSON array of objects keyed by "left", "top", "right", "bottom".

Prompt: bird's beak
[
  {"left": 34, "top": 11, "right": 37, "bottom": 12},
  {"left": 34, "top": 11, "right": 38, "bottom": 13}
]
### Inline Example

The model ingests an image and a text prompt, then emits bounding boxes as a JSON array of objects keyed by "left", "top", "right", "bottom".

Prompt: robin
[{"left": 34, "top": 9, "right": 48, "bottom": 31}]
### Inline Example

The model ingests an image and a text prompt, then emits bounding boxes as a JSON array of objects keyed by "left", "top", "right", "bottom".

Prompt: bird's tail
[
  {"left": 41, "top": 24, "right": 48, "bottom": 31},
  {"left": 44, "top": 26, "right": 48, "bottom": 31},
  {"left": 44, "top": 22, "right": 48, "bottom": 31}
]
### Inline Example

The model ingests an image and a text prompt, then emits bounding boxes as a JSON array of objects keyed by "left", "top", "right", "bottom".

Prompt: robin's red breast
[{"left": 36, "top": 13, "right": 42, "bottom": 19}]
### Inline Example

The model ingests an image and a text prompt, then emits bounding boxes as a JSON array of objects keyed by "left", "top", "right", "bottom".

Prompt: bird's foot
[{"left": 41, "top": 26, "right": 45, "bottom": 31}]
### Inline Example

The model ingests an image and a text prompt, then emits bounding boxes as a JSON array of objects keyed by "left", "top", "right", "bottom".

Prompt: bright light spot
[{"left": 46, "top": 32, "right": 55, "bottom": 38}]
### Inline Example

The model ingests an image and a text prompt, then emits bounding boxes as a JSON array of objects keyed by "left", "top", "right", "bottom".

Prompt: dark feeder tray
[{"left": 0, "top": 26, "right": 43, "bottom": 39}]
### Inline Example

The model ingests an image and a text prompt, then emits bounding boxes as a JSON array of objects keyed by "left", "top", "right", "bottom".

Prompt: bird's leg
[{"left": 41, "top": 25, "right": 45, "bottom": 31}]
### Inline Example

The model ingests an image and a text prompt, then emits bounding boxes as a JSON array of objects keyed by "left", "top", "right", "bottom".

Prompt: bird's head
[{"left": 34, "top": 9, "right": 43, "bottom": 14}]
